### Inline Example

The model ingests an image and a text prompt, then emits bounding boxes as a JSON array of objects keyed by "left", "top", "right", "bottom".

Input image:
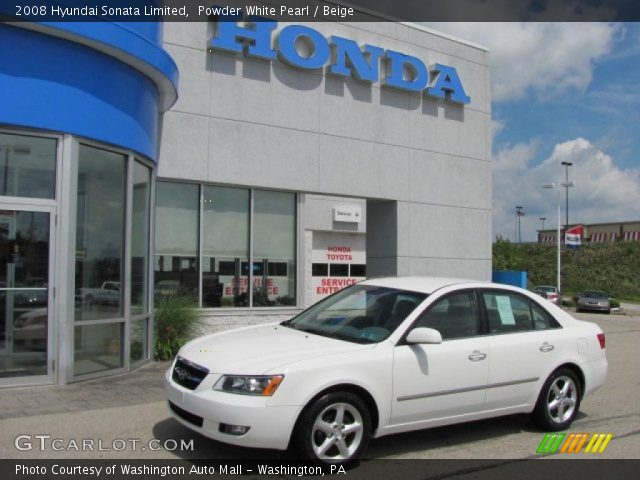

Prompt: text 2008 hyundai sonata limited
[{"left": 165, "top": 277, "right": 607, "bottom": 464}]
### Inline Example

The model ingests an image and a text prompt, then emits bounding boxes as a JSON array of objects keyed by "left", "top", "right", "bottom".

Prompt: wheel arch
[
  {"left": 291, "top": 383, "right": 380, "bottom": 440},
  {"left": 553, "top": 362, "right": 586, "bottom": 399}
]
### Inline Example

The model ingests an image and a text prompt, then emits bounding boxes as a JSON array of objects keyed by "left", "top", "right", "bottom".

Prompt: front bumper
[
  {"left": 578, "top": 303, "right": 610, "bottom": 312},
  {"left": 165, "top": 368, "right": 302, "bottom": 450}
]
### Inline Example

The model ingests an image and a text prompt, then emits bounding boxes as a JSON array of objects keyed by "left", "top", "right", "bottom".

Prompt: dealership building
[{"left": 0, "top": 14, "right": 492, "bottom": 386}]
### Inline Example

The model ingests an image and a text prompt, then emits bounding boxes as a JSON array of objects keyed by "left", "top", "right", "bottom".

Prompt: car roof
[{"left": 359, "top": 276, "right": 491, "bottom": 294}]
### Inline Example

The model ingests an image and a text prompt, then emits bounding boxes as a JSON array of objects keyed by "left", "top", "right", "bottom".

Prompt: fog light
[{"left": 219, "top": 423, "right": 250, "bottom": 436}]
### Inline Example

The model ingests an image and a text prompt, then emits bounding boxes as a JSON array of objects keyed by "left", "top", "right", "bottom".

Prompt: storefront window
[
  {"left": 153, "top": 183, "right": 297, "bottom": 308},
  {"left": 129, "top": 318, "right": 147, "bottom": 364},
  {"left": 74, "top": 323, "right": 123, "bottom": 376},
  {"left": 131, "top": 162, "right": 151, "bottom": 315},
  {"left": 75, "top": 145, "right": 126, "bottom": 321},
  {"left": 154, "top": 182, "right": 199, "bottom": 302},
  {"left": 0, "top": 133, "right": 56, "bottom": 199},
  {"left": 253, "top": 190, "right": 296, "bottom": 306},
  {"left": 202, "top": 186, "right": 249, "bottom": 307}
]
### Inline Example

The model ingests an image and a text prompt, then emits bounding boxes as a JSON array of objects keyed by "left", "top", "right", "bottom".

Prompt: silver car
[
  {"left": 533, "top": 285, "right": 561, "bottom": 305},
  {"left": 576, "top": 291, "right": 611, "bottom": 314}
]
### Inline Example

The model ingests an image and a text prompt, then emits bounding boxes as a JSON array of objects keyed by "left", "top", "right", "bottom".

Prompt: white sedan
[{"left": 165, "top": 277, "right": 607, "bottom": 464}]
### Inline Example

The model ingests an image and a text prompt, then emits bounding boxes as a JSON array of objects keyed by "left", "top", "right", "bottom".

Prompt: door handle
[
  {"left": 539, "top": 342, "right": 555, "bottom": 352},
  {"left": 468, "top": 350, "right": 487, "bottom": 361}
]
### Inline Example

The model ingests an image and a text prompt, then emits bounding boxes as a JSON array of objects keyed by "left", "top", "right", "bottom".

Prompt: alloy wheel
[
  {"left": 311, "top": 402, "right": 364, "bottom": 461},
  {"left": 546, "top": 375, "right": 578, "bottom": 423}
]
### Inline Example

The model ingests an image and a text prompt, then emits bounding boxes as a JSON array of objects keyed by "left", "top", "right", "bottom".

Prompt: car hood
[{"left": 178, "top": 323, "right": 375, "bottom": 374}]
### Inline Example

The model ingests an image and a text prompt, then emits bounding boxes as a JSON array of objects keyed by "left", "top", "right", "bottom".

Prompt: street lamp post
[
  {"left": 516, "top": 206, "right": 525, "bottom": 243},
  {"left": 542, "top": 182, "right": 574, "bottom": 296},
  {"left": 561, "top": 161, "right": 573, "bottom": 232}
]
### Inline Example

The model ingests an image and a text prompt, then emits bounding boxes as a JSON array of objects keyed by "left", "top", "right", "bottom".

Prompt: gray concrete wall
[{"left": 159, "top": 14, "right": 492, "bottom": 319}]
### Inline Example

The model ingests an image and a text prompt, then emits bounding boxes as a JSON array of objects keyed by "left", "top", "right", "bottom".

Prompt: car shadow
[
  {"left": 154, "top": 410, "right": 589, "bottom": 461},
  {"left": 366, "top": 411, "right": 588, "bottom": 458}
]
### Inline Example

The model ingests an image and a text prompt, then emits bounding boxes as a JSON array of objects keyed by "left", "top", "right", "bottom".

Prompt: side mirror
[{"left": 406, "top": 327, "right": 442, "bottom": 345}]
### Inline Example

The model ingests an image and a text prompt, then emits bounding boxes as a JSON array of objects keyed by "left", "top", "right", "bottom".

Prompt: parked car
[
  {"left": 533, "top": 285, "right": 561, "bottom": 305},
  {"left": 166, "top": 277, "right": 607, "bottom": 465},
  {"left": 576, "top": 291, "right": 611, "bottom": 314}
]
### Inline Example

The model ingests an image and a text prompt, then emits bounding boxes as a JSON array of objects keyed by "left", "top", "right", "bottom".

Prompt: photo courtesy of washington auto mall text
[{"left": 1, "top": 0, "right": 640, "bottom": 479}]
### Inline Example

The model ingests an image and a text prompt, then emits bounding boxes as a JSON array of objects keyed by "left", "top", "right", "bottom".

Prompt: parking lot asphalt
[{"left": 0, "top": 311, "right": 638, "bottom": 460}]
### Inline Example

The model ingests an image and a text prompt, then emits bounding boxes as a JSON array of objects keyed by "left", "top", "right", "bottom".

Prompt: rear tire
[
  {"left": 291, "top": 391, "right": 371, "bottom": 466},
  {"left": 532, "top": 368, "right": 581, "bottom": 431}
]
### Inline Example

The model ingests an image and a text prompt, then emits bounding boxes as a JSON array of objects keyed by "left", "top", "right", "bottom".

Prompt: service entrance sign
[{"left": 309, "top": 232, "right": 366, "bottom": 304}]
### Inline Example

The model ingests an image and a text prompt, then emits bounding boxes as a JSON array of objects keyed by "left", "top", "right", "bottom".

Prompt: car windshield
[
  {"left": 584, "top": 291, "right": 608, "bottom": 299},
  {"left": 281, "top": 285, "right": 427, "bottom": 344}
]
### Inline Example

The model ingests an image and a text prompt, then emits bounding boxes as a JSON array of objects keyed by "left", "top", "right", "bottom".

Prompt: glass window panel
[
  {"left": 330, "top": 264, "right": 349, "bottom": 277},
  {"left": 416, "top": 292, "right": 479, "bottom": 340},
  {"left": 0, "top": 133, "right": 56, "bottom": 199},
  {"left": 131, "top": 162, "right": 151, "bottom": 315},
  {"left": 312, "top": 263, "right": 328, "bottom": 277},
  {"left": 531, "top": 301, "right": 561, "bottom": 330},
  {"left": 130, "top": 317, "right": 148, "bottom": 364},
  {"left": 202, "top": 186, "right": 249, "bottom": 308},
  {"left": 74, "top": 323, "right": 123, "bottom": 376},
  {"left": 350, "top": 264, "right": 366, "bottom": 277},
  {"left": 75, "top": 145, "right": 125, "bottom": 321},
  {"left": 483, "top": 292, "right": 534, "bottom": 334},
  {"left": 154, "top": 182, "right": 199, "bottom": 303},
  {"left": 253, "top": 190, "right": 296, "bottom": 307}
]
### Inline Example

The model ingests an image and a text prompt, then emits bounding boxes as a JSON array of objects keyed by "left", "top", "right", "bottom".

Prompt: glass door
[{"left": 0, "top": 208, "right": 54, "bottom": 384}]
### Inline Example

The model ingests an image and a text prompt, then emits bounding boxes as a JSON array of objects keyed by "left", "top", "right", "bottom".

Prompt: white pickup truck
[{"left": 78, "top": 281, "right": 120, "bottom": 306}]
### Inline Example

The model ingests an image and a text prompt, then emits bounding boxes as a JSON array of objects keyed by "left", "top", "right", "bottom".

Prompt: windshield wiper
[{"left": 291, "top": 325, "right": 367, "bottom": 344}]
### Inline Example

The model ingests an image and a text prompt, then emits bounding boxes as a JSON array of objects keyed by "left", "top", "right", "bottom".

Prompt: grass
[{"left": 493, "top": 238, "right": 640, "bottom": 303}]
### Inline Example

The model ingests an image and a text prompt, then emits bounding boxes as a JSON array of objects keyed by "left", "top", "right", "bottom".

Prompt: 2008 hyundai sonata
[{"left": 165, "top": 277, "right": 607, "bottom": 464}]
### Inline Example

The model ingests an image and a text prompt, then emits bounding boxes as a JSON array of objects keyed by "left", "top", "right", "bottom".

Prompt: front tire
[
  {"left": 532, "top": 368, "right": 581, "bottom": 431},
  {"left": 292, "top": 392, "right": 372, "bottom": 466}
]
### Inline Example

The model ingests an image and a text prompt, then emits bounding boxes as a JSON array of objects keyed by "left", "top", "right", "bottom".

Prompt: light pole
[
  {"left": 515, "top": 206, "right": 525, "bottom": 243},
  {"left": 542, "top": 182, "right": 574, "bottom": 295},
  {"left": 561, "top": 161, "right": 573, "bottom": 232}
]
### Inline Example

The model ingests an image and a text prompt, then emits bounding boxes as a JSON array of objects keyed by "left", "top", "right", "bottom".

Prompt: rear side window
[
  {"left": 531, "top": 301, "right": 561, "bottom": 330},
  {"left": 482, "top": 291, "right": 561, "bottom": 333},
  {"left": 415, "top": 292, "right": 479, "bottom": 340}
]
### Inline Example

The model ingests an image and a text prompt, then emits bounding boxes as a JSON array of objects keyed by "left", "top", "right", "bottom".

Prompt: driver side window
[{"left": 415, "top": 292, "right": 479, "bottom": 340}]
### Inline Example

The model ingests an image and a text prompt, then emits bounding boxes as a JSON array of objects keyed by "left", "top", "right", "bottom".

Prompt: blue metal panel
[
  {"left": 0, "top": 23, "right": 173, "bottom": 161},
  {"left": 41, "top": 22, "right": 179, "bottom": 90},
  {"left": 492, "top": 270, "right": 528, "bottom": 289}
]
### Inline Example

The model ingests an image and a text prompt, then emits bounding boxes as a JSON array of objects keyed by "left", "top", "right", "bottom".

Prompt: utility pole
[
  {"left": 540, "top": 217, "right": 546, "bottom": 231},
  {"left": 561, "top": 161, "right": 573, "bottom": 233}
]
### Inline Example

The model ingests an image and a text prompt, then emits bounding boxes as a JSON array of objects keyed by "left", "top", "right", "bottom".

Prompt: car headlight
[{"left": 213, "top": 375, "right": 284, "bottom": 396}]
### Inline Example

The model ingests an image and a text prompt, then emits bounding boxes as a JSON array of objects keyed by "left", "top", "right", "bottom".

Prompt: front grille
[
  {"left": 169, "top": 401, "right": 203, "bottom": 427},
  {"left": 172, "top": 356, "right": 209, "bottom": 390}
]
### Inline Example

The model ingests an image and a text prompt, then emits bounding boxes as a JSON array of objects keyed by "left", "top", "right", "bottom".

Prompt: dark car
[
  {"left": 576, "top": 291, "right": 611, "bottom": 314},
  {"left": 532, "top": 285, "right": 561, "bottom": 305}
]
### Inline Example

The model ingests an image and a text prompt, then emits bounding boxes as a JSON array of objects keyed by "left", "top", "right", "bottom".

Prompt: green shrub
[
  {"left": 610, "top": 298, "right": 620, "bottom": 309},
  {"left": 154, "top": 294, "right": 200, "bottom": 361}
]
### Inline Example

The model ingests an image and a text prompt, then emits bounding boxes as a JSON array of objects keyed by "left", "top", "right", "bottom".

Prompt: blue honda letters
[{"left": 209, "top": 18, "right": 471, "bottom": 105}]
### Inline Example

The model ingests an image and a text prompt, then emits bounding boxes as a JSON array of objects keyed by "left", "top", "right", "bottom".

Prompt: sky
[{"left": 423, "top": 22, "right": 640, "bottom": 242}]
